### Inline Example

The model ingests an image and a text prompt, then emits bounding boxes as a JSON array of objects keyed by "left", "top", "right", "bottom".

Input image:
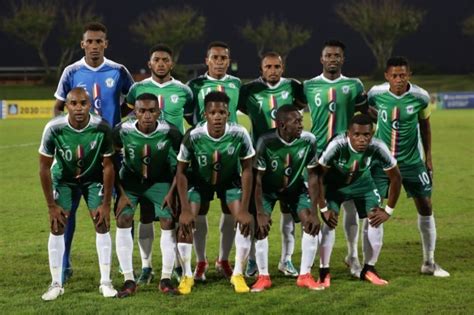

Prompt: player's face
[
  {"left": 348, "top": 123, "right": 373, "bottom": 152},
  {"left": 148, "top": 51, "right": 173, "bottom": 79},
  {"left": 280, "top": 111, "right": 303, "bottom": 140},
  {"left": 66, "top": 90, "right": 91, "bottom": 126},
  {"left": 206, "top": 47, "right": 230, "bottom": 79},
  {"left": 135, "top": 100, "right": 160, "bottom": 132},
  {"left": 261, "top": 56, "right": 284, "bottom": 85},
  {"left": 204, "top": 102, "right": 229, "bottom": 136},
  {"left": 385, "top": 66, "right": 410, "bottom": 96},
  {"left": 81, "top": 30, "right": 108, "bottom": 63},
  {"left": 321, "top": 46, "right": 344, "bottom": 74}
]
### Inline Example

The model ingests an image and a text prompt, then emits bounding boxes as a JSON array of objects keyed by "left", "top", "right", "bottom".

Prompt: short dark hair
[
  {"left": 349, "top": 114, "right": 373, "bottom": 129},
  {"left": 261, "top": 51, "right": 282, "bottom": 61},
  {"left": 204, "top": 91, "right": 230, "bottom": 109},
  {"left": 83, "top": 22, "right": 107, "bottom": 34},
  {"left": 207, "top": 41, "right": 230, "bottom": 56},
  {"left": 149, "top": 44, "right": 174, "bottom": 58},
  {"left": 322, "top": 40, "right": 345, "bottom": 53},
  {"left": 386, "top": 56, "right": 410, "bottom": 71},
  {"left": 275, "top": 104, "right": 300, "bottom": 122},
  {"left": 136, "top": 93, "right": 158, "bottom": 102}
]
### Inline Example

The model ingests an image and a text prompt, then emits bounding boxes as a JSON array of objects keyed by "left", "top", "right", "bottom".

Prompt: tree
[
  {"left": 462, "top": 15, "right": 474, "bottom": 36},
  {"left": 130, "top": 6, "right": 206, "bottom": 63},
  {"left": 57, "top": 3, "right": 102, "bottom": 78},
  {"left": 1, "top": 0, "right": 57, "bottom": 77},
  {"left": 240, "top": 16, "right": 311, "bottom": 61},
  {"left": 336, "top": 0, "right": 425, "bottom": 76}
]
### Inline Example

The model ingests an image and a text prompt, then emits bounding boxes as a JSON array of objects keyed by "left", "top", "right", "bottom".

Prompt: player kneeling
[
  {"left": 316, "top": 114, "right": 401, "bottom": 286},
  {"left": 39, "top": 88, "right": 117, "bottom": 300},
  {"left": 176, "top": 91, "right": 255, "bottom": 294},
  {"left": 113, "top": 93, "right": 182, "bottom": 297},
  {"left": 251, "top": 105, "right": 322, "bottom": 292}
]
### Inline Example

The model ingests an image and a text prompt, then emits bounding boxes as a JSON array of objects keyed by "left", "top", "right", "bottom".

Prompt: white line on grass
[{"left": 0, "top": 142, "right": 38, "bottom": 150}]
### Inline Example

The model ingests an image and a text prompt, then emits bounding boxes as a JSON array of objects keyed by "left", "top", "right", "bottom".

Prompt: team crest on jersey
[
  {"left": 157, "top": 141, "right": 166, "bottom": 150},
  {"left": 171, "top": 94, "right": 179, "bottom": 103},
  {"left": 284, "top": 167, "right": 292, "bottom": 176},
  {"left": 391, "top": 119, "right": 400, "bottom": 130},
  {"left": 227, "top": 146, "right": 235, "bottom": 155},
  {"left": 90, "top": 141, "right": 97, "bottom": 150},
  {"left": 105, "top": 78, "right": 115, "bottom": 88},
  {"left": 342, "top": 85, "right": 350, "bottom": 94},
  {"left": 281, "top": 91, "right": 289, "bottom": 99},
  {"left": 270, "top": 109, "right": 277, "bottom": 120},
  {"left": 213, "top": 162, "right": 222, "bottom": 171},
  {"left": 229, "top": 83, "right": 236, "bottom": 89},
  {"left": 406, "top": 105, "right": 414, "bottom": 114}
]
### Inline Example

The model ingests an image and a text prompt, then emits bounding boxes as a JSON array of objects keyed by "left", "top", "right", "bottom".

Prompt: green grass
[
  {"left": 0, "top": 111, "right": 473, "bottom": 314},
  {"left": 1, "top": 74, "right": 473, "bottom": 100}
]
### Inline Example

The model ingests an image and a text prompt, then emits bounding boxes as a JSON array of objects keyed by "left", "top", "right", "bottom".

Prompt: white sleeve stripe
[
  {"left": 177, "top": 158, "right": 191, "bottom": 163},
  {"left": 256, "top": 166, "right": 266, "bottom": 171},
  {"left": 240, "top": 152, "right": 255, "bottom": 160},
  {"left": 54, "top": 93, "right": 66, "bottom": 101},
  {"left": 382, "top": 163, "right": 397, "bottom": 171},
  {"left": 38, "top": 150, "right": 53, "bottom": 157}
]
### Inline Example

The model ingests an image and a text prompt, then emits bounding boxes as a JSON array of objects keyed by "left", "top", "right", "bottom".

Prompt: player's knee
[
  {"left": 117, "top": 214, "right": 133, "bottom": 228},
  {"left": 416, "top": 198, "right": 432, "bottom": 216},
  {"left": 95, "top": 221, "right": 109, "bottom": 234},
  {"left": 159, "top": 218, "right": 174, "bottom": 230},
  {"left": 50, "top": 226, "right": 65, "bottom": 236}
]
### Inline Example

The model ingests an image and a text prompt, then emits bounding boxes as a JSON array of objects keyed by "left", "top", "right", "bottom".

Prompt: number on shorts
[
  {"left": 418, "top": 172, "right": 431, "bottom": 186},
  {"left": 373, "top": 189, "right": 381, "bottom": 203}
]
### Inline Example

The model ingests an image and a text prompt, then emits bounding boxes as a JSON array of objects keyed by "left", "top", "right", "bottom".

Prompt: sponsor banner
[
  {"left": 438, "top": 92, "right": 474, "bottom": 109},
  {"left": 1, "top": 100, "right": 55, "bottom": 119}
]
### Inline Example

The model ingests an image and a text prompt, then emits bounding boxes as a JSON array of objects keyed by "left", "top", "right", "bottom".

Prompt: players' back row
[{"left": 39, "top": 21, "right": 449, "bottom": 301}]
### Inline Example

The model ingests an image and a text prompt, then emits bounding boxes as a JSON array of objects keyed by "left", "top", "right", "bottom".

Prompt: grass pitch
[{"left": 0, "top": 110, "right": 473, "bottom": 314}]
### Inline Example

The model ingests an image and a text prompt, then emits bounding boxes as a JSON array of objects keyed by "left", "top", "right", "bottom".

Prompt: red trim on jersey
[
  {"left": 282, "top": 153, "right": 291, "bottom": 189},
  {"left": 270, "top": 95, "right": 277, "bottom": 128},
  {"left": 390, "top": 107, "right": 400, "bottom": 157},
  {"left": 142, "top": 144, "right": 151, "bottom": 179},
  {"left": 211, "top": 150, "right": 221, "bottom": 185},
  {"left": 75, "top": 145, "right": 84, "bottom": 179},
  {"left": 327, "top": 88, "right": 337, "bottom": 140}
]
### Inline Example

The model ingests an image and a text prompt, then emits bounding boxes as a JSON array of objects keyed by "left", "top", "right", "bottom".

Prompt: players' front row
[{"left": 38, "top": 88, "right": 430, "bottom": 300}]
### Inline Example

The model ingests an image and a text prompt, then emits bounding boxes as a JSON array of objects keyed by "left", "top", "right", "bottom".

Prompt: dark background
[{"left": 0, "top": 0, "right": 473, "bottom": 78}]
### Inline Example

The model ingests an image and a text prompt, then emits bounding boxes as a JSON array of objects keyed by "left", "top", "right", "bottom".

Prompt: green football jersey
[
  {"left": 238, "top": 77, "right": 305, "bottom": 143},
  {"left": 178, "top": 122, "right": 255, "bottom": 187},
  {"left": 255, "top": 130, "right": 318, "bottom": 193},
  {"left": 39, "top": 114, "right": 114, "bottom": 183},
  {"left": 113, "top": 119, "right": 182, "bottom": 182},
  {"left": 318, "top": 133, "right": 396, "bottom": 195},
  {"left": 126, "top": 77, "right": 193, "bottom": 134},
  {"left": 303, "top": 74, "right": 366, "bottom": 153},
  {"left": 368, "top": 82, "right": 430, "bottom": 166},
  {"left": 187, "top": 73, "right": 241, "bottom": 124}
]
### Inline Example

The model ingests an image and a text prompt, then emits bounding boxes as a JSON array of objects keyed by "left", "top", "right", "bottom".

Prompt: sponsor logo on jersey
[
  {"left": 281, "top": 91, "right": 289, "bottom": 99},
  {"left": 90, "top": 141, "right": 97, "bottom": 150},
  {"left": 171, "top": 94, "right": 179, "bottom": 103},
  {"left": 229, "top": 83, "right": 236, "bottom": 89},
  {"left": 227, "top": 146, "right": 235, "bottom": 155},
  {"left": 76, "top": 82, "right": 87, "bottom": 88},
  {"left": 342, "top": 85, "right": 350, "bottom": 94},
  {"left": 105, "top": 78, "right": 115, "bottom": 88},
  {"left": 406, "top": 105, "right": 414, "bottom": 114}
]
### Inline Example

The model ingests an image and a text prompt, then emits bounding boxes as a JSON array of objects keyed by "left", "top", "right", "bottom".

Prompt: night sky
[{"left": 0, "top": 0, "right": 473, "bottom": 78}]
